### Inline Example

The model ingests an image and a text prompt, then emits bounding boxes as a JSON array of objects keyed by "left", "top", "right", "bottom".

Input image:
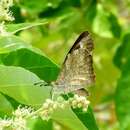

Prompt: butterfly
[
  {"left": 34, "top": 31, "right": 95, "bottom": 96},
  {"left": 53, "top": 31, "right": 95, "bottom": 96}
]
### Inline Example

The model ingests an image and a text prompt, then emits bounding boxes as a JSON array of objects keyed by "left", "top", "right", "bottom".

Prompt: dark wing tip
[
  {"left": 80, "top": 31, "right": 89, "bottom": 37},
  {"left": 74, "top": 31, "right": 89, "bottom": 44},
  {"left": 63, "top": 31, "right": 93, "bottom": 64},
  {"left": 68, "top": 31, "right": 90, "bottom": 53}
]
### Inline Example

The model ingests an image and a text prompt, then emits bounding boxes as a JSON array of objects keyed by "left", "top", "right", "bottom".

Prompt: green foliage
[
  {"left": 114, "top": 34, "right": 130, "bottom": 130},
  {"left": 93, "top": 4, "right": 121, "bottom": 38},
  {"left": 5, "top": 20, "right": 48, "bottom": 34},
  {"left": 114, "top": 34, "right": 130, "bottom": 70},
  {"left": 0, "top": 35, "right": 59, "bottom": 82},
  {"left": 0, "top": 93, "right": 14, "bottom": 116},
  {"left": 0, "top": 65, "right": 51, "bottom": 105},
  {"left": 28, "top": 118, "right": 53, "bottom": 130},
  {"left": 0, "top": 0, "right": 130, "bottom": 130},
  {"left": 73, "top": 107, "right": 99, "bottom": 130},
  {"left": 85, "top": 0, "right": 97, "bottom": 27}
]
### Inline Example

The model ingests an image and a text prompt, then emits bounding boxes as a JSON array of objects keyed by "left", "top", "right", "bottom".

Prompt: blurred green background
[{"left": 1, "top": 0, "right": 130, "bottom": 130}]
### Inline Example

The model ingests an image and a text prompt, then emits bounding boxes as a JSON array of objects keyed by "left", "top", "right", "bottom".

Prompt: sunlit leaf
[
  {"left": 0, "top": 93, "right": 14, "bottom": 116},
  {"left": 92, "top": 4, "right": 121, "bottom": 38},
  {"left": 6, "top": 20, "right": 48, "bottom": 34},
  {"left": 0, "top": 35, "right": 30, "bottom": 54},
  {"left": 0, "top": 65, "right": 51, "bottom": 105},
  {"left": 52, "top": 107, "right": 88, "bottom": 130},
  {"left": 73, "top": 107, "right": 99, "bottom": 130},
  {"left": 18, "top": 0, "right": 61, "bottom": 15},
  {"left": 0, "top": 36, "right": 60, "bottom": 82},
  {"left": 28, "top": 117, "right": 53, "bottom": 130}
]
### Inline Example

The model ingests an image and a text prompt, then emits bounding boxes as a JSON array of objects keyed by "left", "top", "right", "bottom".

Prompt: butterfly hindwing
[{"left": 54, "top": 31, "right": 95, "bottom": 94}]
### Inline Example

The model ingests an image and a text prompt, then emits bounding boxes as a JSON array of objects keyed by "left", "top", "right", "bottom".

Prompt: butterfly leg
[{"left": 34, "top": 81, "right": 49, "bottom": 87}]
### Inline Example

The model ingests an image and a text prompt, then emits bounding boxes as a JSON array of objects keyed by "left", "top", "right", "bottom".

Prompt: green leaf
[
  {"left": 2, "top": 93, "right": 21, "bottom": 109},
  {"left": 0, "top": 65, "right": 51, "bottom": 105},
  {"left": 85, "top": 0, "right": 97, "bottom": 27},
  {"left": 93, "top": 4, "right": 112, "bottom": 38},
  {"left": 0, "top": 35, "right": 60, "bottom": 82},
  {"left": 115, "top": 71, "right": 130, "bottom": 130},
  {"left": 0, "top": 35, "right": 31, "bottom": 54},
  {"left": 108, "top": 13, "right": 121, "bottom": 38},
  {"left": 113, "top": 33, "right": 130, "bottom": 69},
  {"left": 66, "top": 0, "right": 81, "bottom": 7},
  {"left": 115, "top": 69, "right": 130, "bottom": 130},
  {"left": 19, "top": 0, "right": 61, "bottom": 15},
  {"left": 92, "top": 4, "right": 121, "bottom": 38},
  {"left": 0, "top": 93, "right": 14, "bottom": 117},
  {"left": 73, "top": 107, "right": 99, "bottom": 130},
  {"left": 52, "top": 107, "right": 88, "bottom": 130},
  {"left": 114, "top": 33, "right": 130, "bottom": 129},
  {"left": 5, "top": 20, "right": 48, "bottom": 34},
  {"left": 28, "top": 117, "right": 52, "bottom": 130},
  {"left": 19, "top": 0, "right": 48, "bottom": 14}
]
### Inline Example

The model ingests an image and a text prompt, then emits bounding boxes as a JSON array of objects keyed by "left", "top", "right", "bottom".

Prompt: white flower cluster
[
  {"left": 12, "top": 106, "right": 33, "bottom": 130},
  {"left": 12, "top": 117, "right": 27, "bottom": 130},
  {"left": 0, "top": 106, "right": 33, "bottom": 130},
  {"left": 69, "top": 94, "right": 90, "bottom": 111},
  {"left": 0, "top": 95, "right": 90, "bottom": 130},
  {"left": 13, "top": 106, "right": 34, "bottom": 118},
  {"left": 39, "top": 97, "right": 68, "bottom": 120},
  {"left": 0, "top": 118, "right": 12, "bottom": 130},
  {"left": 39, "top": 95, "right": 90, "bottom": 120},
  {"left": 0, "top": 117, "right": 28, "bottom": 130},
  {"left": 0, "top": 0, "right": 14, "bottom": 21}
]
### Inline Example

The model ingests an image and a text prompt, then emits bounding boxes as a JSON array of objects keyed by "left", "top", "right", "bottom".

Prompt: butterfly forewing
[{"left": 54, "top": 31, "right": 95, "bottom": 94}]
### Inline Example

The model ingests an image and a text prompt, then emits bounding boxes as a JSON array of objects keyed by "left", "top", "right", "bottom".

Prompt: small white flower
[
  {"left": 74, "top": 94, "right": 79, "bottom": 99},
  {"left": 46, "top": 99, "right": 53, "bottom": 104},
  {"left": 53, "top": 122, "right": 62, "bottom": 130},
  {"left": 42, "top": 102, "right": 49, "bottom": 109},
  {"left": 59, "top": 103, "right": 65, "bottom": 109},
  {"left": 53, "top": 103, "right": 58, "bottom": 109},
  {"left": 82, "top": 108, "right": 88, "bottom": 112},
  {"left": 0, "top": 22, "right": 10, "bottom": 36},
  {"left": 0, "top": 0, "right": 14, "bottom": 21},
  {"left": 77, "top": 103, "right": 83, "bottom": 108},
  {"left": 72, "top": 100, "right": 77, "bottom": 106},
  {"left": 39, "top": 99, "right": 55, "bottom": 119},
  {"left": 57, "top": 96, "right": 64, "bottom": 103}
]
